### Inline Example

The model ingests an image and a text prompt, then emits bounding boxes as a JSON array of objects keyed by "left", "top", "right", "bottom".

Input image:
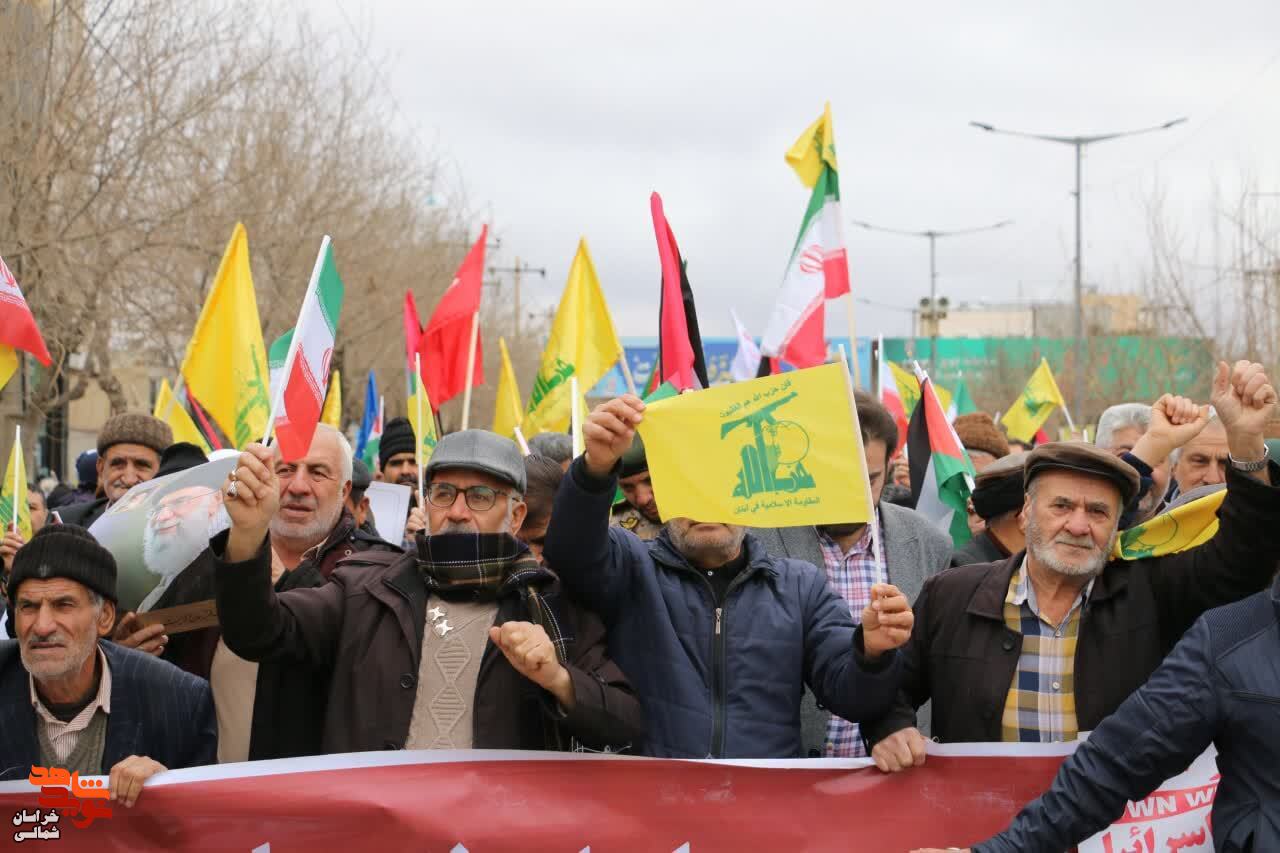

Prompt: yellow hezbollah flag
[
  {"left": 407, "top": 370, "right": 438, "bottom": 460},
  {"left": 785, "top": 101, "right": 838, "bottom": 188},
  {"left": 1, "top": 431, "right": 32, "bottom": 540},
  {"left": 888, "top": 360, "right": 952, "bottom": 416},
  {"left": 320, "top": 369, "right": 342, "bottom": 428},
  {"left": 637, "top": 363, "right": 871, "bottom": 527},
  {"left": 493, "top": 338, "right": 523, "bottom": 439},
  {"left": 0, "top": 346, "right": 17, "bottom": 393},
  {"left": 181, "top": 223, "right": 270, "bottom": 449},
  {"left": 523, "top": 238, "right": 623, "bottom": 435},
  {"left": 1113, "top": 489, "right": 1224, "bottom": 560},
  {"left": 153, "top": 378, "right": 211, "bottom": 454},
  {"left": 1000, "top": 358, "right": 1066, "bottom": 443}
]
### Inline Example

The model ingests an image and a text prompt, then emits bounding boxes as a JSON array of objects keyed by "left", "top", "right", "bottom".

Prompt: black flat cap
[{"left": 1024, "top": 441, "right": 1140, "bottom": 507}]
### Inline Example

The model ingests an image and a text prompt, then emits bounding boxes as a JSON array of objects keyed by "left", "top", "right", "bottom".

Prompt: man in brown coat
[
  {"left": 214, "top": 429, "right": 645, "bottom": 755},
  {"left": 865, "top": 362, "right": 1280, "bottom": 772}
]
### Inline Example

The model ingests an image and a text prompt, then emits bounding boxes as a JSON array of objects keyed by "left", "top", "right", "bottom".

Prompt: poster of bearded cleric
[{"left": 87, "top": 457, "right": 235, "bottom": 613}]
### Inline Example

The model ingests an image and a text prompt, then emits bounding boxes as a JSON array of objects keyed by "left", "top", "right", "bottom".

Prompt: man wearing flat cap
[
  {"left": 609, "top": 435, "right": 663, "bottom": 541},
  {"left": 213, "top": 430, "right": 645, "bottom": 755},
  {"left": 952, "top": 452, "right": 1029, "bottom": 567},
  {"left": 59, "top": 413, "right": 174, "bottom": 529},
  {"left": 0, "top": 525, "right": 215, "bottom": 805},
  {"left": 864, "top": 362, "right": 1280, "bottom": 773}
]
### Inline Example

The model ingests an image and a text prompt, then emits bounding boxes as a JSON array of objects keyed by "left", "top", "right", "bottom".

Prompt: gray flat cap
[{"left": 425, "top": 429, "right": 527, "bottom": 493}]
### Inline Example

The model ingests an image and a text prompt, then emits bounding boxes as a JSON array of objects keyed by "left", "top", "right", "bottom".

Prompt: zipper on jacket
[{"left": 708, "top": 570, "right": 761, "bottom": 758}]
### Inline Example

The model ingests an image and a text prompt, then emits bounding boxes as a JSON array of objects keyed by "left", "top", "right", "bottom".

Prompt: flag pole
[
  {"left": 513, "top": 425, "right": 531, "bottom": 456},
  {"left": 160, "top": 376, "right": 185, "bottom": 423},
  {"left": 13, "top": 424, "right": 21, "bottom": 532},
  {"left": 460, "top": 311, "right": 480, "bottom": 431},
  {"left": 837, "top": 344, "right": 879, "bottom": 579},
  {"left": 414, "top": 353, "right": 426, "bottom": 504},
  {"left": 263, "top": 235, "right": 330, "bottom": 445},
  {"left": 570, "top": 375, "right": 584, "bottom": 458},
  {"left": 618, "top": 350, "right": 638, "bottom": 397},
  {"left": 844, "top": 295, "right": 862, "bottom": 387},
  {"left": 1059, "top": 404, "right": 1077, "bottom": 435}
]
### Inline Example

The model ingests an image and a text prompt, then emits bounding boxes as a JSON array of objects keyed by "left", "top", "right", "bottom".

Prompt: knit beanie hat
[
  {"left": 75, "top": 450, "right": 99, "bottom": 489},
  {"left": 7, "top": 524, "right": 118, "bottom": 605},
  {"left": 953, "top": 413, "right": 1010, "bottom": 460},
  {"left": 618, "top": 434, "right": 648, "bottom": 479},
  {"left": 97, "top": 412, "right": 172, "bottom": 456},
  {"left": 379, "top": 417, "right": 417, "bottom": 470}
]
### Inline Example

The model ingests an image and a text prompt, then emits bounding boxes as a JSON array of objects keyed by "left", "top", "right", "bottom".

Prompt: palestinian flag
[
  {"left": 269, "top": 237, "right": 345, "bottom": 461},
  {"left": 650, "top": 193, "right": 709, "bottom": 392},
  {"left": 907, "top": 364, "right": 976, "bottom": 546}
]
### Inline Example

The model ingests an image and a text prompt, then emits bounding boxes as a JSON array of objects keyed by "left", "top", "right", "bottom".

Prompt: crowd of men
[{"left": 0, "top": 359, "right": 1277, "bottom": 851}]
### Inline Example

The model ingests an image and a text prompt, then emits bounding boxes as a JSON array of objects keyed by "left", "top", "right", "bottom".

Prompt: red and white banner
[{"left": 0, "top": 744, "right": 1216, "bottom": 851}]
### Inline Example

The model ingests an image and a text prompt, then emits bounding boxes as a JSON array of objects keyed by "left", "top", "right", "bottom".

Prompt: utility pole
[
  {"left": 970, "top": 117, "right": 1187, "bottom": 419},
  {"left": 487, "top": 257, "right": 546, "bottom": 340},
  {"left": 851, "top": 218, "right": 1012, "bottom": 367}
]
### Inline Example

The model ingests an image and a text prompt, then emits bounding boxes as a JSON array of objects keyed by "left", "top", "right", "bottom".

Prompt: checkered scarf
[{"left": 416, "top": 532, "right": 567, "bottom": 665}]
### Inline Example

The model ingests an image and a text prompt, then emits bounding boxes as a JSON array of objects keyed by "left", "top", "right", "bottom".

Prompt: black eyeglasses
[{"left": 426, "top": 482, "right": 517, "bottom": 512}]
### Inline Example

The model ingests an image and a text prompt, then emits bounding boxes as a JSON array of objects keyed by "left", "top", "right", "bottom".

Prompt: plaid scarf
[{"left": 416, "top": 532, "right": 568, "bottom": 665}]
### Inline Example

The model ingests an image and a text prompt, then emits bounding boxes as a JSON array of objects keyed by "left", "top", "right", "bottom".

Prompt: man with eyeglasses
[{"left": 212, "top": 429, "right": 646, "bottom": 756}]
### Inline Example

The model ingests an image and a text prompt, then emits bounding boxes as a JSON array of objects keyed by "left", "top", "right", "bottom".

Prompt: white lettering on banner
[{"left": 1079, "top": 748, "right": 1217, "bottom": 853}]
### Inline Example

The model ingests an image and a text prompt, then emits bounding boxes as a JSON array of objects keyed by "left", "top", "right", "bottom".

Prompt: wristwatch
[{"left": 1228, "top": 447, "right": 1270, "bottom": 473}]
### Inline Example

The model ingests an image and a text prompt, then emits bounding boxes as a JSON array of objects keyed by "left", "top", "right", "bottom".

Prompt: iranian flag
[
  {"left": 907, "top": 363, "right": 976, "bottom": 546},
  {"left": 268, "top": 237, "right": 345, "bottom": 461},
  {"left": 760, "top": 103, "right": 851, "bottom": 369},
  {"left": 0, "top": 253, "right": 51, "bottom": 392}
]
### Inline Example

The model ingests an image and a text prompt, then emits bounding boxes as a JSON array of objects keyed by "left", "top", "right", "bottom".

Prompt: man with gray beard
[
  {"left": 863, "top": 361, "right": 1280, "bottom": 773},
  {"left": 137, "top": 484, "right": 228, "bottom": 612}
]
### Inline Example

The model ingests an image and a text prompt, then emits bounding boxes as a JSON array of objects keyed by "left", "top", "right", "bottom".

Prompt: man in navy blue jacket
[
  {"left": 915, "top": 574, "right": 1280, "bottom": 853},
  {"left": 543, "top": 394, "right": 914, "bottom": 758},
  {"left": 0, "top": 525, "right": 216, "bottom": 806}
]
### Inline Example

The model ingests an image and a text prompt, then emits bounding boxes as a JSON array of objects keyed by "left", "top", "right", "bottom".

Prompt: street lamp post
[
  {"left": 851, "top": 218, "right": 1013, "bottom": 366},
  {"left": 970, "top": 117, "right": 1187, "bottom": 419},
  {"left": 487, "top": 257, "right": 546, "bottom": 340}
]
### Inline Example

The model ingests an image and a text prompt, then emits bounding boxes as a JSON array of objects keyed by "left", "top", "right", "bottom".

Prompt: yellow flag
[
  {"left": 0, "top": 345, "right": 17, "bottom": 393},
  {"left": 1113, "top": 489, "right": 1224, "bottom": 560},
  {"left": 1000, "top": 358, "right": 1066, "bottom": 442},
  {"left": 407, "top": 372, "right": 438, "bottom": 461},
  {"left": 153, "top": 379, "right": 211, "bottom": 454},
  {"left": 1, "top": 432, "right": 32, "bottom": 540},
  {"left": 493, "top": 338, "right": 524, "bottom": 439},
  {"left": 180, "top": 223, "right": 270, "bottom": 449},
  {"left": 785, "top": 101, "right": 838, "bottom": 188},
  {"left": 320, "top": 370, "right": 342, "bottom": 428},
  {"left": 637, "top": 363, "right": 871, "bottom": 527},
  {"left": 523, "top": 238, "right": 623, "bottom": 435},
  {"left": 888, "top": 360, "right": 952, "bottom": 416}
]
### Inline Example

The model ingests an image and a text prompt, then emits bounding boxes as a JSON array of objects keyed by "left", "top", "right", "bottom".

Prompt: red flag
[
  {"left": 650, "top": 193, "right": 708, "bottom": 392},
  {"left": 0, "top": 254, "right": 51, "bottom": 365},
  {"left": 403, "top": 290, "right": 422, "bottom": 375},
  {"left": 419, "top": 226, "right": 487, "bottom": 408}
]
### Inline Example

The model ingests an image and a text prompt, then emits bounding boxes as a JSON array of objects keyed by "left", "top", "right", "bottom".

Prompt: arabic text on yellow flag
[
  {"left": 785, "top": 101, "right": 838, "bottom": 188},
  {"left": 1113, "top": 489, "right": 1224, "bottom": 560},
  {"left": 493, "top": 338, "right": 523, "bottom": 439},
  {"left": 407, "top": 372, "right": 438, "bottom": 460},
  {"left": 320, "top": 370, "right": 342, "bottom": 428},
  {"left": 637, "top": 363, "right": 871, "bottom": 527},
  {"left": 1, "top": 435, "right": 32, "bottom": 540},
  {"left": 153, "top": 379, "right": 211, "bottom": 454},
  {"left": 1000, "top": 358, "right": 1066, "bottom": 442},
  {"left": 523, "top": 238, "right": 624, "bottom": 435},
  {"left": 180, "top": 223, "right": 270, "bottom": 449}
]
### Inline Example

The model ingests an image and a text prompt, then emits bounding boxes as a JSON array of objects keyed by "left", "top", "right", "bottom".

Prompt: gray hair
[
  {"left": 314, "top": 424, "right": 354, "bottom": 485},
  {"left": 527, "top": 432, "right": 573, "bottom": 464},
  {"left": 1095, "top": 403, "right": 1151, "bottom": 450}
]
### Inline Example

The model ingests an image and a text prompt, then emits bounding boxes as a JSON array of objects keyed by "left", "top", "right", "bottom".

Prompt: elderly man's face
[
  {"left": 98, "top": 443, "right": 161, "bottom": 504},
  {"left": 1020, "top": 471, "right": 1121, "bottom": 580},
  {"left": 426, "top": 469, "right": 526, "bottom": 536},
  {"left": 16, "top": 579, "right": 114, "bottom": 683},
  {"left": 272, "top": 430, "right": 351, "bottom": 546},
  {"left": 144, "top": 485, "right": 223, "bottom": 575},
  {"left": 1173, "top": 421, "right": 1229, "bottom": 493}
]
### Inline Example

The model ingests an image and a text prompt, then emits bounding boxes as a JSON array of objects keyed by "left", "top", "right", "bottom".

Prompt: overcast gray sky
[{"left": 323, "top": 0, "right": 1280, "bottom": 340}]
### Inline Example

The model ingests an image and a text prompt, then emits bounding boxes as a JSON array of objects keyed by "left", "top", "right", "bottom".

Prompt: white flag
[{"left": 729, "top": 309, "right": 762, "bottom": 382}]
